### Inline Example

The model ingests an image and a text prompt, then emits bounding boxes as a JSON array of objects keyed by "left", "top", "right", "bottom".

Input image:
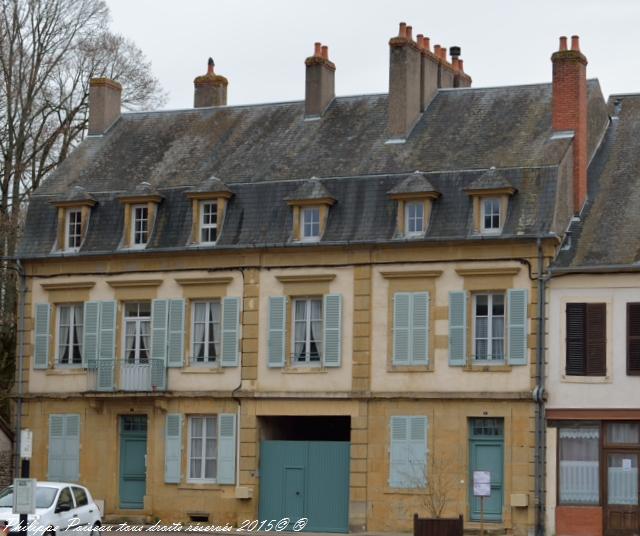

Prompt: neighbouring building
[
  {"left": 0, "top": 416, "right": 13, "bottom": 487},
  {"left": 546, "top": 93, "right": 640, "bottom": 536},
  {"left": 15, "top": 25, "right": 610, "bottom": 535}
]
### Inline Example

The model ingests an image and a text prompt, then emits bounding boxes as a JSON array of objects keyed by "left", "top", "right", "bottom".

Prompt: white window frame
[
  {"left": 481, "top": 197, "right": 502, "bottom": 234},
  {"left": 187, "top": 415, "right": 218, "bottom": 483},
  {"left": 130, "top": 204, "right": 149, "bottom": 248},
  {"left": 191, "top": 300, "right": 221, "bottom": 365},
  {"left": 473, "top": 292, "right": 506, "bottom": 362},
  {"left": 65, "top": 209, "right": 83, "bottom": 251},
  {"left": 56, "top": 303, "right": 83, "bottom": 366},
  {"left": 405, "top": 201, "right": 424, "bottom": 237},
  {"left": 301, "top": 206, "right": 321, "bottom": 242},
  {"left": 199, "top": 200, "right": 218, "bottom": 244},
  {"left": 291, "top": 297, "right": 323, "bottom": 365},
  {"left": 123, "top": 302, "right": 151, "bottom": 364}
]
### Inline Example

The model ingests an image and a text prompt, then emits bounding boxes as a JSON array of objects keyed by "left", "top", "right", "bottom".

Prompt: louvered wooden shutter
[
  {"left": 83, "top": 302, "right": 100, "bottom": 369},
  {"left": 389, "top": 416, "right": 409, "bottom": 487},
  {"left": 586, "top": 303, "right": 606, "bottom": 375},
  {"left": 412, "top": 293, "right": 429, "bottom": 365},
  {"left": 34, "top": 303, "right": 51, "bottom": 369},
  {"left": 48, "top": 414, "right": 80, "bottom": 482},
  {"left": 151, "top": 299, "right": 169, "bottom": 389},
  {"left": 268, "top": 296, "right": 287, "bottom": 367},
  {"left": 507, "top": 289, "right": 528, "bottom": 365},
  {"left": 408, "top": 416, "right": 428, "bottom": 487},
  {"left": 628, "top": 303, "right": 640, "bottom": 375},
  {"left": 164, "top": 414, "right": 182, "bottom": 483},
  {"left": 566, "top": 303, "right": 586, "bottom": 375},
  {"left": 97, "top": 301, "right": 116, "bottom": 390},
  {"left": 221, "top": 297, "right": 240, "bottom": 367},
  {"left": 167, "top": 299, "right": 185, "bottom": 367},
  {"left": 323, "top": 294, "right": 342, "bottom": 367},
  {"left": 448, "top": 291, "right": 467, "bottom": 366},
  {"left": 217, "top": 413, "right": 237, "bottom": 484},
  {"left": 392, "top": 293, "right": 411, "bottom": 365},
  {"left": 48, "top": 415, "right": 65, "bottom": 481}
]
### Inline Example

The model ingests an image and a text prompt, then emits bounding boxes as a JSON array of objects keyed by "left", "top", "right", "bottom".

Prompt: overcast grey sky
[{"left": 106, "top": 0, "right": 640, "bottom": 110}]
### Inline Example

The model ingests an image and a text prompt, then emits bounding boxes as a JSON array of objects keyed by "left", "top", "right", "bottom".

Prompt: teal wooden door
[
  {"left": 119, "top": 416, "right": 147, "bottom": 509},
  {"left": 469, "top": 418, "right": 504, "bottom": 522},
  {"left": 259, "top": 441, "right": 350, "bottom": 533}
]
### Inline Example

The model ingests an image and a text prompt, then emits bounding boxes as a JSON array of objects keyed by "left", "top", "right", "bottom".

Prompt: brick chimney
[
  {"left": 388, "top": 22, "right": 422, "bottom": 139},
  {"left": 88, "top": 78, "right": 122, "bottom": 135},
  {"left": 305, "top": 42, "right": 336, "bottom": 117},
  {"left": 416, "top": 34, "right": 439, "bottom": 112},
  {"left": 194, "top": 58, "right": 228, "bottom": 108},
  {"left": 552, "top": 35, "right": 588, "bottom": 214},
  {"left": 450, "top": 47, "right": 472, "bottom": 88}
]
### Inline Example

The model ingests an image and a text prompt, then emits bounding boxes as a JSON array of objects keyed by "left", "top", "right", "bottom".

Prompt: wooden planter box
[{"left": 413, "top": 513, "right": 464, "bottom": 536}]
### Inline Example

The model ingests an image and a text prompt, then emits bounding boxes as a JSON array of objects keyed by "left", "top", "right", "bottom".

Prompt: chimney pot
[
  {"left": 449, "top": 46, "right": 461, "bottom": 59},
  {"left": 321, "top": 45, "right": 329, "bottom": 60},
  {"left": 314, "top": 42, "right": 322, "bottom": 57},
  {"left": 459, "top": 59, "right": 464, "bottom": 72},
  {"left": 452, "top": 57, "right": 460, "bottom": 71},
  {"left": 559, "top": 36, "right": 568, "bottom": 51},
  {"left": 194, "top": 57, "right": 228, "bottom": 108},
  {"left": 398, "top": 22, "right": 407, "bottom": 38},
  {"left": 571, "top": 35, "right": 580, "bottom": 51},
  {"left": 406, "top": 25, "right": 413, "bottom": 41},
  {"left": 424, "top": 37, "right": 430, "bottom": 51},
  {"left": 88, "top": 78, "right": 122, "bottom": 135},
  {"left": 417, "top": 34, "right": 424, "bottom": 49}
]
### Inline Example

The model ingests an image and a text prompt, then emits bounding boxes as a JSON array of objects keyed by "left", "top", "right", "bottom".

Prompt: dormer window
[
  {"left": 200, "top": 201, "right": 218, "bottom": 244},
  {"left": 405, "top": 201, "right": 425, "bottom": 236},
  {"left": 186, "top": 176, "right": 233, "bottom": 246},
  {"left": 285, "top": 177, "right": 335, "bottom": 243},
  {"left": 131, "top": 204, "right": 149, "bottom": 247},
  {"left": 387, "top": 171, "right": 440, "bottom": 239},
  {"left": 301, "top": 206, "right": 321, "bottom": 241},
  {"left": 65, "top": 209, "right": 83, "bottom": 251},
  {"left": 464, "top": 168, "right": 516, "bottom": 237},
  {"left": 481, "top": 197, "right": 501, "bottom": 234}
]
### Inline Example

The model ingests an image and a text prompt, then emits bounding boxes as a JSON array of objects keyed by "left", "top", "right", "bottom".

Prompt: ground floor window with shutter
[
  {"left": 558, "top": 426, "right": 600, "bottom": 505},
  {"left": 292, "top": 297, "right": 322, "bottom": 364},
  {"left": 389, "top": 415, "right": 428, "bottom": 488},
  {"left": 192, "top": 301, "right": 221, "bottom": 364},
  {"left": 474, "top": 293, "right": 505, "bottom": 361},
  {"left": 566, "top": 303, "right": 606, "bottom": 376},
  {"left": 57, "top": 304, "right": 83, "bottom": 365},
  {"left": 188, "top": 416, "right": 217, "bottom": 483},
  {"left": 48, "top": 414, "right": 81, "bottom": 482}
]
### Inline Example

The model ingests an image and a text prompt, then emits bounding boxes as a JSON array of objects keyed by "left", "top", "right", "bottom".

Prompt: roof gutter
[{"left": 550, "top": 263, "right": 640, "bottom": 276}]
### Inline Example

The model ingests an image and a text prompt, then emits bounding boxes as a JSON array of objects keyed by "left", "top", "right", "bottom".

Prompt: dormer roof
[{"left": 387, "top": 171, "right": 440, "bottom": 199}]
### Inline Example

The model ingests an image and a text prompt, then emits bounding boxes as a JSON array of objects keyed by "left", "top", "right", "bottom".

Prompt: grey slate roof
[
  {"left": 54, "top": 185, "right": 96, "bottom": 204},
  {"left": 188, "top": 175, "right": 232, "bottom": 194},
  {"left": 18, "top": 80, "right": 611, "bottom": 258},
  {"left": 466, "top": 167, "right": 515, "bottom": 192},
  {"left": 284, "top": 178, "right": 334, "bottom": 201},
  {"left": 387, "top": 171, "right": 438, "bottom": 195},
  {"left": 553, "top": 94, "right": 640, "bottom": 271}
]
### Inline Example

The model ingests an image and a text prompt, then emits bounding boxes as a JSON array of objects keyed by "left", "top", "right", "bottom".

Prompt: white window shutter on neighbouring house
[
  {"left": 217, "top": 413, "right": 237, "bottom": 484},
  {"left": 448, "top": 291, "right": 467, "bottom": 366},
  {"left": 323, "top": 294, "right": 342, "bottom": 367},
  {"left": 221, "top": 297, "right": 240, "bottom": 367},
  {"left": 167, "top": 299, "right": 185, "bottom": 367},
  {"left": 164, "top": 413, "right": 182, "bottom": 483},
  {"left": 34, "top": 303, "right": 51, "bottom": 369},
  {"left": 392, "top": 293, "right": 411, "bottom": 365},
  {"left": 83, "top": 301, "right": 99, "bottom": 370},
  {"left": 508, "top": 288, "right": 528, "bottom": 365},
  {"left": 268, "top": 296, "right": 287, "bottom": 367},
  {"left": 97, "top": 301, "right": 116, "bottom": 391},
  {"left": 412, "top": 292, "right": 429, "bottom": 365}
]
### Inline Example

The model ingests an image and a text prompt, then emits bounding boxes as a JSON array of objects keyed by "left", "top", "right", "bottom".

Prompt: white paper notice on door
[
  {"left": 622, "top": 458, "right": 633, "bottom": 472},
  {"left": 473, "top": 470, "right": 491, "bottom": 497}
]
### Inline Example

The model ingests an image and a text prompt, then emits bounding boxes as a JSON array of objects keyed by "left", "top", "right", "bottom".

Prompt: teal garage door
[{"left": 259, "top": 441, "right": 350, "bottom": 533}]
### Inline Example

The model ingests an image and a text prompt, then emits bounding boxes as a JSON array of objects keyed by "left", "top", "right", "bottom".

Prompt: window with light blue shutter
[
  {"left": 393, "top": 294, "right": 411, "bottom": 365},
  {"left": 167, "top": 299, "right": 185, "bottom": 367},
  {"left": 151, "top": 299, "right": 168, "bottom": 389},
  {"left": 217, "top": 413, "right": 237, "bottom": 484},
  {"left": 268, "top": 296, "right": 287, "bottom": 367},
  {"left": 449, "top": 291, "right": 467, "bottom": 366},
  {"left": 221, "top": 297, "right": 240, "bottom": 367},
  {"left": 393, "top": 292, "right": 429, "bottom": 365},
  {"left": 164, "top": 414, "right": 182, "bottom": 483},
  {"left": 323, "top": 294, "right": 342, "bottom": 367},
  {"left": 48, "top": 414, "right": 80, "bottom": 482},
  {"left": 389, "top": 415, "right": 428, "bottom": 488},
  {"left": 83, "top": 302, "right": 99, "bottom": 370},
  {"left": 34, "top": 303, "right": 51, "bottom": 369},
  {"left": 97, "top": 301, "right": 116, "bottom": 391},
  {"left": 508, "top": 289, "right": 528, "bottom": 365}
]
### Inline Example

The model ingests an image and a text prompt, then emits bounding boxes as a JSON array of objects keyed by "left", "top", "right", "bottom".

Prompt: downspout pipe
[
  {"left": 534, "top": 238, "right": 548, "bottom": 536},
  {"left": 14, "top": 260, "right": 26, "bottom": 478}
]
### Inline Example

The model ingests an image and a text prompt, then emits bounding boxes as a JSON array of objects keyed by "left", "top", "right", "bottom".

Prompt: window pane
[
  {"left": 608, "top": 423, "right": 640, "bottom": 445},
  {"left": 608, "top": 453, "right": 638, "bottom": 505},
  {"left": 559, "top": 427, "right": 599, "bottom": 504},
  {"left": 476, "top": 295, "right": 488, "bottom": 316}
]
